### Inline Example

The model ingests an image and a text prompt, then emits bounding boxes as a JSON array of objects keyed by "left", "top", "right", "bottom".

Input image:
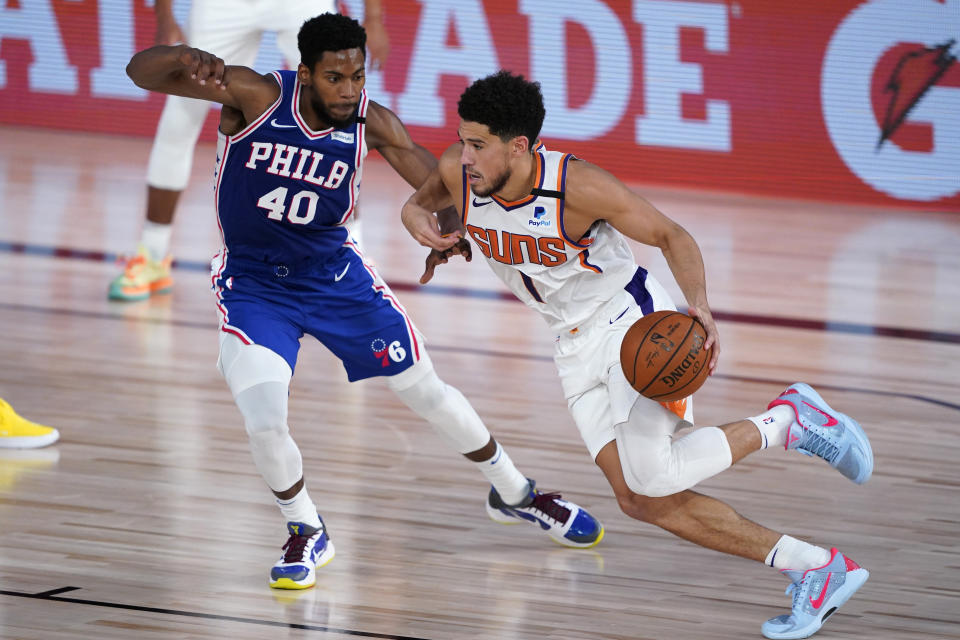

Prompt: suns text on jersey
[{"left": 466, "top": 224, "right": 568, "bottom": 266}]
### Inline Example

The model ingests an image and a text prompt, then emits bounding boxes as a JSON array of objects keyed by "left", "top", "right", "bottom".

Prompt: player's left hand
[
  {"left": 688, "top": 304, "right": 720, "bottom": 372},
  {"left": 402, "top": 200, "right": 460, "bottom": 252},
  {"left": 420, "top": 239, "right": 472, "bottom": 284}
]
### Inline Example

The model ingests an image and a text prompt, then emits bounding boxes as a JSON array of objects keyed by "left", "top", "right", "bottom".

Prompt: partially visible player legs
[
  {"left": 589, "top": 383, "right": 872, "bottom": 639},
  {"left": 109, "top": 95, "right": 209, "bottom": 301},
  {"left": 387, "top": 354, "right": 604, "bottom": 548},
  {"left": 218, "top": 333, "right": 333, "bottom": 589}
]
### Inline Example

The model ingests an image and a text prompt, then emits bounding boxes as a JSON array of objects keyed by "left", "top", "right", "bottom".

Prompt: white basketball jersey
[{"left": 461, "top": 149, "right": 638, "bottom": 332}]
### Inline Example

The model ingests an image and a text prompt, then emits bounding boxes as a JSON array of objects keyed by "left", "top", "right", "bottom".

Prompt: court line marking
[
  {"left": 0, "top": 301, "right": 956, "bottom": 413},
  {"left": 1, "top": 239, "right": 958, "bottom": 344},
  {"left": 0, "top": 587, "right": 432, "bottom": 639}
]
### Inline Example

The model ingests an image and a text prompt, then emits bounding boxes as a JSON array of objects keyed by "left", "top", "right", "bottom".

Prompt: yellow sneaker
[
  {"left": 108, "top": 244, "right": 173, "bottom": 301},
  {"left": 0, "top": 399, "right": 60, "bottom": 449}
]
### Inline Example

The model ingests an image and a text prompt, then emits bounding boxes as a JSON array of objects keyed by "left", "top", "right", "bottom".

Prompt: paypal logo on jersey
[{"left": 528, "top": 206, "right": 552, "bottom": 227}]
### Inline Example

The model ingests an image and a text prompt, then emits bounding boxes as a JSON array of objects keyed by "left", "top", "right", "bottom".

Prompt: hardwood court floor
[{"left": 1, "top": 126, "right": 958, "bottom": 639}]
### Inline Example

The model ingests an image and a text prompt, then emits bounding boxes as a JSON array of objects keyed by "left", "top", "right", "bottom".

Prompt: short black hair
[
  {"left": 298, "top": 13, "right": 366, "bottom": 70},
  {"left": 457, "top": 71, "right": 545, "bottom": 148}
]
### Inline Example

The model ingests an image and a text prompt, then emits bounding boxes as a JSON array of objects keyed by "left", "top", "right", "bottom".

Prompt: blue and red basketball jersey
[{"left": 213, "top": 69, "right": 368, "bottom": 264}]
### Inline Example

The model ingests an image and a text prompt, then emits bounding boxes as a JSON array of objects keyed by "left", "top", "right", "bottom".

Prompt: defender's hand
[
  {"left": 177, "top": 47, "right": 227, "bottom": 88},
  {"left": 420, "top": 239, "right": 472, "bottom": 284}
]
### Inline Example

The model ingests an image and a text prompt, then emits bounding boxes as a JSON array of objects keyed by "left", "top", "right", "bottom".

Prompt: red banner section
[{"left": 1, "top": 0, "right": 957, "bottom": 209}]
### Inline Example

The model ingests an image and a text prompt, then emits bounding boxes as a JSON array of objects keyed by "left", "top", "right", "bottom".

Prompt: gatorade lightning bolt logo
[
  {"left": 371, "top": 338, "right": 389, "bottom": 367},
  {"left": 878, "top": 39, "right": 957, "bottom": 149}
]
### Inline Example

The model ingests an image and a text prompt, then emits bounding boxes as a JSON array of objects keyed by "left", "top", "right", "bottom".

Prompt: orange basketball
[{"left": 619, "top": 310, "right": 712, "bottom": 402}]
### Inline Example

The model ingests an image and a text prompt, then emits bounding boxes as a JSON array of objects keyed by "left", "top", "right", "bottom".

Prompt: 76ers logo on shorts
[{"left": 371, "top": 338, "right": 408, "bottom": 368}]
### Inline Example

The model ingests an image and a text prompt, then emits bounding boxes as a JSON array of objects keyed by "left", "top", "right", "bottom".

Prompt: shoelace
[
  {"left": 281, "top": 532, "right": 313, "bottom": 562},
  {"left": 529, "top": 491, "right": 572, "bottom": 524},
  {"left": 785, "top": 580, "right": 801, "bottom": 600},
  {"left": 798, "top": 431, "right": 840, "bottom": 462},
  {"left": 120, "top": 254, "right": 146, "bottom": 278}
]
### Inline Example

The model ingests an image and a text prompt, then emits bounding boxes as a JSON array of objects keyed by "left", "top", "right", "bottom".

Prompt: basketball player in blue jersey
[
  {"left": 125, "top": 15, "right": 603, "bottom": 591},
  {"left": 401, "top": 71, "right": 874, "bottom": 640}
]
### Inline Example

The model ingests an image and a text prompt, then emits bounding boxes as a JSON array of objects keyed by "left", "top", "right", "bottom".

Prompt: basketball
[{"left": 619, "top": 310, "right": 712, "bottom": 402}]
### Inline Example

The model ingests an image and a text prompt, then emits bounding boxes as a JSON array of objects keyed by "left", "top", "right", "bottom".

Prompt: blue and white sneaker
[
  {"left": 762, "top": 548, "right": 869, "bottom": 639},
  {"left": 269, "top": 517, "right": 335, "bottom": 590},
  {"left": 769, "top": 383, "right": 873, "bottom": 484},
  {"left": 486, "top": 479, "right": 604, "bottom": 548}
]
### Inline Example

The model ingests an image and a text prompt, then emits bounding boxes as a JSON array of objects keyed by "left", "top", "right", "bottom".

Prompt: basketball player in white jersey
[
  {"left": 125, "top": 16, "right": 603, "bottom": 592},
  {"left": 109, "top": 0, "right": 389, "bottom": 301},
  {"left": 401, "top": 71, "right": 874, "bottom": 640}
]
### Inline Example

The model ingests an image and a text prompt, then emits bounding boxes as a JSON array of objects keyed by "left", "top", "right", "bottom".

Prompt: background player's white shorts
[
  {"left": 147, "top": 0, "right": 336, "bottom": 189},
  {"left": 555, "top": 276, "right": 695, "bottom": 460}
]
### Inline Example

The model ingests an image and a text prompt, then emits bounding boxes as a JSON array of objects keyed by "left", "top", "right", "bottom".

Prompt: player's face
[
  {"left": 458, "top": 121, "right": 513, "bottom": 198},
  {"left": 300, "top": 48, "right": 366, "bottom": 128}
]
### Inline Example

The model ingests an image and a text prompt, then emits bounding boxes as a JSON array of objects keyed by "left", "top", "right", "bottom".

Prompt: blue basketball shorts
[{"left": 210, "top": 243, "right": 423, "bottom": 381}]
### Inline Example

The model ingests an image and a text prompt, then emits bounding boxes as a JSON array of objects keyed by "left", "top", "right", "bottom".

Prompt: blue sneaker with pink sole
[
  {"left": 762, "top": 547, "right": 869, "bottom": 639},
  {"left": 769, "top": 383, "right": 873, "bottom": 484}
]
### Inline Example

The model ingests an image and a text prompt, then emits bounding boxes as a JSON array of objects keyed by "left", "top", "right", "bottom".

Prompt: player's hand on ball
[
  {"left": 687, "top": 304, "right": 720, "bottom": 372},
  {"left": 420, "top": 239, "right": 472, "bottom": 284},
  {"left": 179, "top": 46, "right": 226, "bottom": 88}
]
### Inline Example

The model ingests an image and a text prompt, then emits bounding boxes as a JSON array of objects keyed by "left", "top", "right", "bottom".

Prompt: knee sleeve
[
  {"left": 217, "top": 332, "right": 292, "bottom": 397},
  {"left": 146, "top": 94, "right": 212, "bottom": 190},
  {"left": 387, "top": 355, "right": 491, "bottom": 454},
  {"left": 614, "top": 398, "right": 732, "bottom": 497},
  {"left": 234, "top": 381, "right": 303, "bottom": 492},
  {"left": 219, "top": 333, "right": 301, "bottom": 491}
]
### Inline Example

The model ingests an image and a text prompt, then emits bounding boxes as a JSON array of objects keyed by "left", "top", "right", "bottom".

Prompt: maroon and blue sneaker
[
  {"left": 269, "top": 517, "right": 335, "bottom": 589},
  {"left": 486, "top": 479, "right": 604, "bottom": 548}
]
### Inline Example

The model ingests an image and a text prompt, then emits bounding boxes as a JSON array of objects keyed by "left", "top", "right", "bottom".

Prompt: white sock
[
  {"left": 765, "top": 535, "right": 832, "bottom": 571},
  {"left": 475, "top": 441, "right": 529, "bottom": 505},
  {"left": 747, "top": 405, "right": 796, "bottom": 449},
  {"left": 140, "top": 221, "right": 173, "bottom": 261},
  {"left": 276, "top": 486, "right": 321, "bottom": 529}
]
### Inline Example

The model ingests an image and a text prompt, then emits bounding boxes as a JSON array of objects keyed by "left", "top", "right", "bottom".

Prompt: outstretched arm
[
  {"left": 366, "top": 104, "right": 461, "bottom": 252},
  {"left": 126, "top": 45, "right": 277, "bottom": 119},
  {"left": 400, "top": 144, "right": 472, "bottom": 283},
  {"left": 565, "top": 161, "right": 720, "bottom": 371},
  {"left": 364, "top": 101, "right": 444, "bottom": 189}
]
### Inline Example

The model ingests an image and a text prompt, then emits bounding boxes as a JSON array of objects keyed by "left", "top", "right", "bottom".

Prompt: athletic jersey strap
[{"left": 531, "top": 188, "right": 564, "bottom": 199}]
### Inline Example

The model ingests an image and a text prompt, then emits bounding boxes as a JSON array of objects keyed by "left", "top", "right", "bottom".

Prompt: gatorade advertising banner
[{"left": 1, "top": 0, "right": 957, "bottom": 210}]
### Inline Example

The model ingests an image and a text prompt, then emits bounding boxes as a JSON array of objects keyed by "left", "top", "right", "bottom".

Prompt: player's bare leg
[
  {"left": 595, "top": 438, "right": 779, "bottom": 561},
  {"left": 146, "top": 185, "right": 181, "bottom": 225},
  {"left": 598, "top": 383, "right": 875, "bottom": 639}
]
